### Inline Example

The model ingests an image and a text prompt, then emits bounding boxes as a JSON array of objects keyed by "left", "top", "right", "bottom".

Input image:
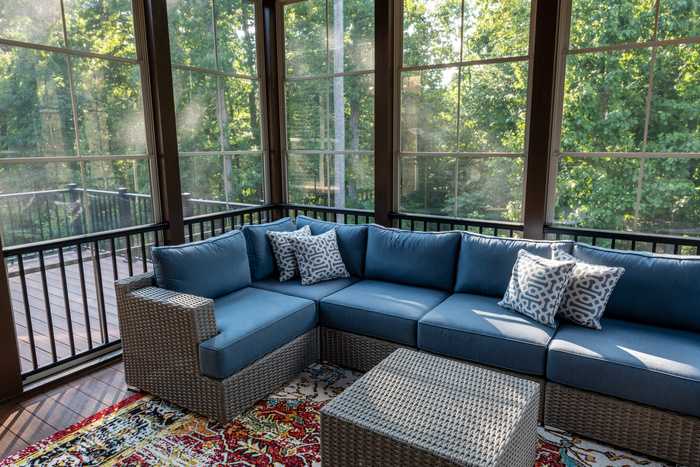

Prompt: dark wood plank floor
[{"left": 0, "top": 360, "right": 132, "bottom": 460}]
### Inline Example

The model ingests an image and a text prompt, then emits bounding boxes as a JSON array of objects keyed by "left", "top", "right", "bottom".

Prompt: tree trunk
[{"left": 333, "top": 0, "right": 346, "bottom": 209}]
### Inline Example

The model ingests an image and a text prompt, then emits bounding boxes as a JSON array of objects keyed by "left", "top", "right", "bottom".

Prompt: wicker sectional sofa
[{"left": 116, "top": 215, "right": 700, "bottom": 465}]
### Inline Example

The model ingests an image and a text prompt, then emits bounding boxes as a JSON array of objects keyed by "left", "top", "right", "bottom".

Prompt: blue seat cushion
[
  {"left": 152, "top": 230, "right": 250, "bottom": 299},
  {"left": 454, "top": 232, "right": 573, "bottom": 297},
  {"left": 295, "top": 216, "right": 368, "bottom": 277},
  {"left": 547, "top": 319, "right": 700, "bottom": 417},
  {"left": 251, "top": 276, "right": 359, "bottom": 307},
  {"left": 199, "top": 287, "right": 316, "bottom": 379},
  {"left": 418, "top": 293, "right": 556, "bottom": 375},
  {"left": 572, "top": 243, "right": 700, "bottom": 332},
  {"left": 241, "top": 217, "right": 295, "bottom": 281},
  {"left": 320, "top": 280, "right": 449, "bottom": 346},
  {"left": 364, "top": 225, "right": 460, "bottom": 291}
]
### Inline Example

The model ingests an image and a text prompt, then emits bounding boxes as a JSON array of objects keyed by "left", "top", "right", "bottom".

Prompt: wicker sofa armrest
[
  {"left": 126, "top": 287, "right": 218, "bottom": 343},
  {"left": 116, "top": 276, "right": 219, "bottom": 382}
]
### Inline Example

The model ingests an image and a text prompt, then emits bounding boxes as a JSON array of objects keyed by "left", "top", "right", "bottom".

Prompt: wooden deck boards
[
  {"left": 0, "top": 360, "right": 130, "bottom": 459},
  {"left": 5, "top": 250, "right": 149, "bottom": 374}
]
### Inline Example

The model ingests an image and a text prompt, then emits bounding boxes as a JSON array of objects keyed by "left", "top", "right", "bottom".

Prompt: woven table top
[{"left": 321, "top": 348, "right": 540, "bottom": 465}]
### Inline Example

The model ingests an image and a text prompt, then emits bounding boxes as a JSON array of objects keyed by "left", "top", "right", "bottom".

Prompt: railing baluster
[
  {"left": 57, "top": 247, "right": 76, "bottom": 356},
  {"left": 188, "top": 223, "right": 194, "bottom": 242},
  {"left": 110, "top": 237, "right": 119, "bottom": 280},
  {"left": 140, "top": 232, "right": 148, "bottom": 272},
  {"left": 38, "top": 250, "right": 57, "bottom": 363},
  {"left": 93, "top": 241, "right": 109, "bottom": 344},
  {"left": 76, "top": 245, "right": 93, "bottom": 350},
  {"left": 674, "top": 244, "right": 679, "bottom": 255},
  {"left": 17, "top": 255, "right": 39, "bottom": 370},
  {"left": 125, "top": 234, "right": 134, "bottom": 276}
]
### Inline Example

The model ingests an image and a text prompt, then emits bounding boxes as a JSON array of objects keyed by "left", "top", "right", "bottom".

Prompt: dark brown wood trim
[
  {"left": 522, "top": 0, "right": 561, "bottom": 239},
  {"left": 143, "top": 0, "right": 185, "bottom": 244},
  {"left": 374, "top": 0, "right": 394, "bottom": 226},
  {"left": 263, "top": 0, "right": 285, "bottom": 219},
  {"left": 0, "top": 237, "right": 23, "bottom": 401}
]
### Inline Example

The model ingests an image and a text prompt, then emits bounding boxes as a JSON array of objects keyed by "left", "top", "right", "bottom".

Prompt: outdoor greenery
[
  {"left": 0, "top": 0, "right": 699, "bottom": 247},
  {"left": 398, "top": 0, "right": 699, "bottom": 235},
  {"left": 283, "top": 0, "right": 375, "bottom": 209},
  {"left": 168, "top": 0, "right": 264, "bottom": 207}
]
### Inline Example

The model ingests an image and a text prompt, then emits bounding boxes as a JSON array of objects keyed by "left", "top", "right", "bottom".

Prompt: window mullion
[{"left": 634, "top": 0, "right": 662, "bottom": 229}]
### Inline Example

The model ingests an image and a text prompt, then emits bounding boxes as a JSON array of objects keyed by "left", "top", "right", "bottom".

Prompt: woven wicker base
[
  {"left": 320, "top": 327, "right": 407, "bottom": 372},
  {"left": 321, "top": 414, "right": 456, "bottom": 466},
  {"left": 321, "top": 349, "right": 539, "bottom": 467},
  {"left": 545, "top": 383, "right": 700, "bottom": 466}
]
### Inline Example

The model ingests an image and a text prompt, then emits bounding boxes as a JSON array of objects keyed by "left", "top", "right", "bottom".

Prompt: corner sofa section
[{"left": 116, "top": 227, "right": 320, "bottom": 423}]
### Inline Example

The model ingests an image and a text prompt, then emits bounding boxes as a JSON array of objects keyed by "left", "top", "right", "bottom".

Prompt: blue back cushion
[
  {"left": 573, "top": 244, "right": 700, "bottom": 332},
  {"left": 295, "top": 215, "right": 368, "bottom": 277},
  {"left": 241, "top": 217, "right": 295, "bottom": 281},
  {"left": 454, "top": 232, "right": 573, "bottom": 297},
  {"left": 152, "top": 230, "right": 251, "bottom": 299},
  {"left": 364, "top": 225, "right": 460, "bottom": 291}
]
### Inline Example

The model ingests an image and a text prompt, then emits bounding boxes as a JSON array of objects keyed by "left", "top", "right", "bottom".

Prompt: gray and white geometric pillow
[
  {"left": 552, "top": 246, "right": 625, "bottom": 330},
  {"left": 266, "top": 225, "right": 311, "bottom": 282},
  {"left": 498, "top": 249, "right": 576, "bottom": 328},
  {"left": 289, "top": 229, "right": 350, "bottom": 285}
]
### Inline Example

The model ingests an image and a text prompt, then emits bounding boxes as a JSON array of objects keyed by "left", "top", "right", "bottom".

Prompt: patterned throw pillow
[
  {"left": 266, "top": 225, "right": 311, "bottom": 282},
  {"left": 498, "top": 250, "right": 576, "bottom": 328},
  {"left": 552, "top": 246, "right": 625, "bottom": 330},
  {"left": 290, "top": 229, "right": 350, "bottom": 285}
]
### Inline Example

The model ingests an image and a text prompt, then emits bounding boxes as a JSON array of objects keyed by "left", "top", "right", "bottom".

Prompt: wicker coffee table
[{"left": 320, "top": 348, "right": 539, "bottom": 466}]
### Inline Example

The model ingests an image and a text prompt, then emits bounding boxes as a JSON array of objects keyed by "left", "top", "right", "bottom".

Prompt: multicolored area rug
[{"left": 2, "top": 363, "right": 668, "bottom": 466}]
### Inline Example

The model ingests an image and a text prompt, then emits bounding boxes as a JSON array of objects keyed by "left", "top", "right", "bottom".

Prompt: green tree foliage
[
  {"left": 400, "top": 0, "right": 529, "bottom": 221},
  {"left": 283, "top": 0, "right": 375, "bottom": 210},
  {"left": 1, "top": 0, "right": 699, "bottom": 245},
  {"left": 169, "top": 0, "right": 264, "bottom": 206},
  {"left": 555, "top": 0, "right": 700, "bottom": 235},
  {"left": 0, "top": 1, "right": 150, "bottom": 196}
]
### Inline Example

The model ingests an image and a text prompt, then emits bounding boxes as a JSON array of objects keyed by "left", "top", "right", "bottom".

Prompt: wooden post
[
  {"left": 0, "top": 236, "right": 23, "bottom": 401},
  {"left": 263, "top": 0, "right": 284, "bottom": 219},
  {"left": 67, "top": 183, "right": 84, "bottom": 236},
  {"left": 143, "top": 0, "right": 185, "bottom": 244},
  {"left": 117, "top": 187, "right": 133, "bottom": 228},
  {"left": 374, "top": 0, "right": 394, "bottom": 226},
  {"left": 522, "top": 0, "right": 561, "bottom": 239}
]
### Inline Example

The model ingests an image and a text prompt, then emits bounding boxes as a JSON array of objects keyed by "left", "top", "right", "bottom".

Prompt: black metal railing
[
  {"left": 3, "top": 222, "right": 167, "bottom": 381},
  {"left": 390, "top": 212, "right": 523, "bottom": 237},
  {"left": 0, "top": 186, "right": 255, "bottom": 247},
  {"left": 183, "top": 205, "right": 277, "bottom": 243},
  {"left": 545, "top": 225, "right": 700, "bottom": 256},
  {"left": 281, "top": 204, "right": 374, "bottom": 225},
  {"left": 7, "top": 201, "right": 700, "bottom": 384}
]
